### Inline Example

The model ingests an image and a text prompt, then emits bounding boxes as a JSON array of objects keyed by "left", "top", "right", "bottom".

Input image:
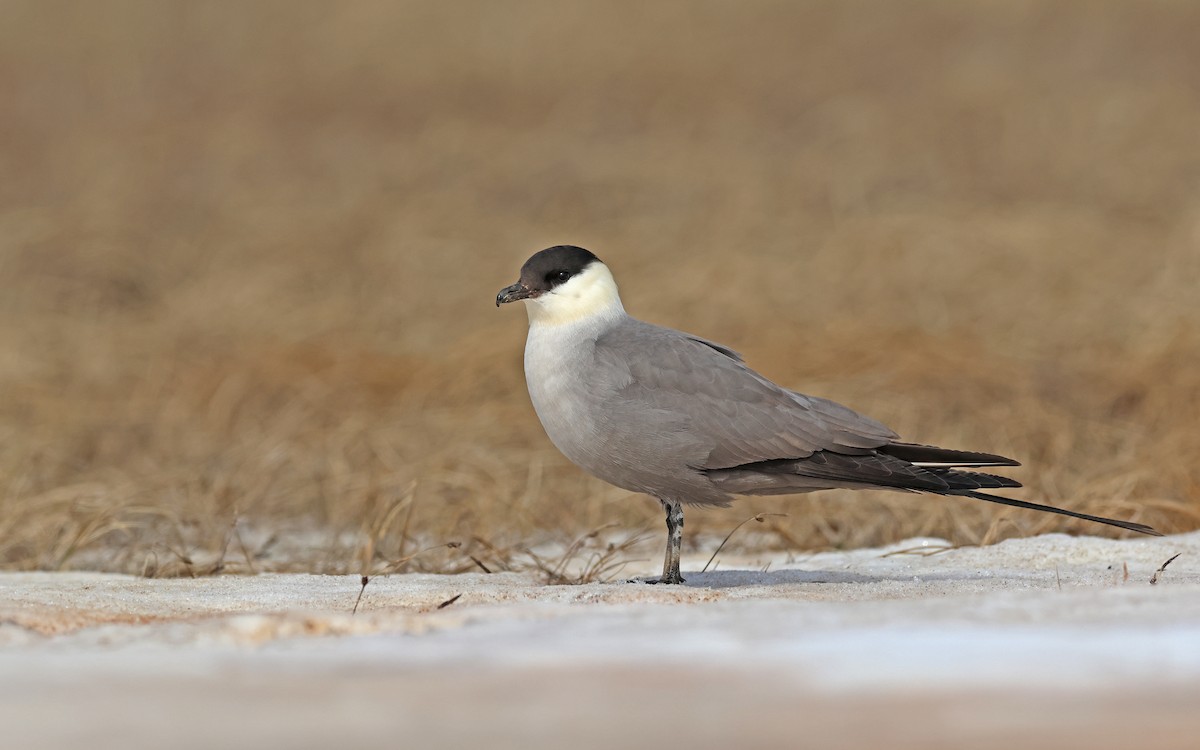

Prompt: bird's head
[{"left": 496, "top": 245, "right": 624, "bottom": 326}]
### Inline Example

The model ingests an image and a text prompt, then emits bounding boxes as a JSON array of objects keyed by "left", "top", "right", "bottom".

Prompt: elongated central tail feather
[{"left": 954, "top": 490, "right": 1161, "bottom": 536}]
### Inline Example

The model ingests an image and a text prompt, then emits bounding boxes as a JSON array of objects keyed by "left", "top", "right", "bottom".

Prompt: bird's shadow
[{"left": 672, "top": 568, "right": 996, "bottom": 589}]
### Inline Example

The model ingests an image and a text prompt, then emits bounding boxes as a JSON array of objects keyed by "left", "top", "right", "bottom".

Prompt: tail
[
  {"left": 950, "top": 489, "right": 1162, "bottom": 537},
  {"left": 707, "top": 441, "right": 1163, "bottom": 537},
  {"left": 888, "top": 443, "right": 1163, "bottom": 536}
]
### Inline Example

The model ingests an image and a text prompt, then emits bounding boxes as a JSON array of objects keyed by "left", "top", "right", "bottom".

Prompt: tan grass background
[{"left": 1, "top": 0, "right": 1198, "bottom": 576}]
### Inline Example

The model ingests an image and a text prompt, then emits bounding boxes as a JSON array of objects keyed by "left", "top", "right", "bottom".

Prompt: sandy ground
[{"left": 4, "top": 533, "right": 1200, "bottom": 750}]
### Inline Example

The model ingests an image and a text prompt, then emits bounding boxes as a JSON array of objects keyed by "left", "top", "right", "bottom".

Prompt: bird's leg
[{"left": 657, "top": 499, "right": 685, "bottom": 584}]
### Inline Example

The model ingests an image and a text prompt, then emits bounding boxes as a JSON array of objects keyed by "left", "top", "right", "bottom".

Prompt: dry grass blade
[
  {"left": 436, "top": 593, "right": 463, "bottom": 610},
  {"left": 545, "top": 524, "right": 618, "bottom": 583},
  {"left": 576, "top": 532, "right": 651, "bottom": 584},
  {"left": 881, "top": 543, "right": 963, "bottom": 558},
  {"left": 383, "top": 542, "right": 461, "bottom": 574},
  {"left": 206, "top": 512, "right": 241, "bottom": 576},
  {"left": 352, "top": 576, "right": 369, "bottom": 615},
  {"left": 358, "top": 483, "right": 418, "bottom": 576},
  {"left": 520, "top": 524, "right": 650, "bottom": 585},
  {"left": 1150, "top": 553, "right": 1182, "bottom": 585},
  {"left": 702, "top": 513, "right": 788, "bottom": 573}
]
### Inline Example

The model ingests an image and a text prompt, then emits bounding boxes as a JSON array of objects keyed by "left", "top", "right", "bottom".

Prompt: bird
[{"left": 496, "top": 245, "right": 1161, "bottom": 584}]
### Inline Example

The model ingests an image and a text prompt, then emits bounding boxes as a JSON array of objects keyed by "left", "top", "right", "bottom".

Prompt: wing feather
[{"left": 593, "top": 321, "right": 897, "bottom": 470}]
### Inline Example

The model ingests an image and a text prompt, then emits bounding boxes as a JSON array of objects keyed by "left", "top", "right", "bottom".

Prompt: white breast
[
  {"left": 519, "top": 260, "right": 634, "bottom": 478},
  {"left": 523, "top": 317, "right": 602, "bottom": 458}
]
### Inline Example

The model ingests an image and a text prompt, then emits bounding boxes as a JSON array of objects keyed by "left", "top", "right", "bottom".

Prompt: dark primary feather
[
  {"left": 879, "top": 441, "right": 1020, "bottom": 468},
  {"left": 706, "top": 450, "right": 1020, "bottom": 494}
]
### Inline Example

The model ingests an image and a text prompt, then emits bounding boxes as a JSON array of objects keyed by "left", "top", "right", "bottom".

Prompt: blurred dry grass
[{"left": 1, "top": 0, "right": 1198, "bottom": 576}]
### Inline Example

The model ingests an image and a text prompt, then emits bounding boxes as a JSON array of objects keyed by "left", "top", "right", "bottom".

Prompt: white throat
[{"left": 525, "top": 262, "right": 626, "bottom": 329}]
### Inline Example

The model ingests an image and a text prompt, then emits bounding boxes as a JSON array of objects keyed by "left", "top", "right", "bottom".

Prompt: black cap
[{"left": 518, "top": 245, "right": 602, "bottom": 291}]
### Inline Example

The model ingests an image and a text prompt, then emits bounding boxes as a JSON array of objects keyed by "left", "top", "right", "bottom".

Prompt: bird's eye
[{"left": 546, "top": 270, "right": 571, "bottom": 284}]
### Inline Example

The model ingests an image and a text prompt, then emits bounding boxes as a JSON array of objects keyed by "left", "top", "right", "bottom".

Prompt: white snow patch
[{"left": 3, "top": 532, "right": 1199, "bottom": 750}]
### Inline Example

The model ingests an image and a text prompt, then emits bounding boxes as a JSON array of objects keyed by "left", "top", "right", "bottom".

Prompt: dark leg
[
  {"left": 657, "top": 499, "right": 685, "bottom": 584},
  {"left": 626, "top": 499, "right": 686, "bottom": 585}
]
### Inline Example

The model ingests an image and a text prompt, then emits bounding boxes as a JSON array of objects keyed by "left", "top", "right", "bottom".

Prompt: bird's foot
[{"left": 626, "top": 573, "right": 686, "bottom": 585}]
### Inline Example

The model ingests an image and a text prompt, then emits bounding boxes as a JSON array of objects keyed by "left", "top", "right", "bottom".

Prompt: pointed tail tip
[
  {"left": 960, "top": 490, "right": 1164, "bottom": 537},
  {"left": 1104, "top": 516, "right": 1163, "bottom": 537}
]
